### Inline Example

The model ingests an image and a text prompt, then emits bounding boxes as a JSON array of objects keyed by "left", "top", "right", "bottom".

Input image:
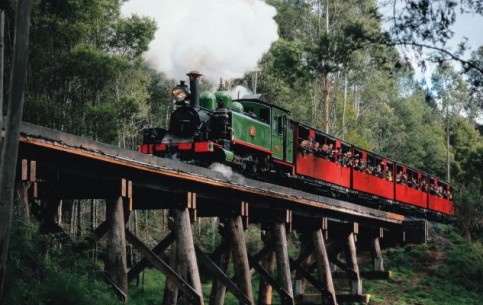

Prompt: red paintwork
[
  {"left": 352, "top": 170, "right": 393, "bottom": 200},
  {"left": 178, "top": 143, "right": 193, "bottom": 150},
  {"left": 296, "top": 153, "right": 351, "bottom": 188},
  {"left": 309, "top": 129, "right": 315, "bottom": 138},
  {"left": 140, "top": 142, "right": 216, "bottom": 153},
  {"left": 273, "top": 159, "right": 294, "bottom": 168},
  {"left": 273, "top": 159, "right": 295, "bottom": 175},
  {"left": 140, "top": 143, "right": 158, "bottom": 154},
  {"left": 232, "top": 139, "right": 274, "bottom": 154},
  {"left": 194, "top": 142, "right": 214, "bottom": 152},
  {"left": 139, "top": 143, "right": 150, "bottom": 153},
  {"left": 155, "top": 144, "right": 167, "bottom": 151},
  {"left": 395, "top": 184, "right": 427, "bottom": 208},
  {"left": 428, "top": 195, "right": 454, "bottom": 215}
]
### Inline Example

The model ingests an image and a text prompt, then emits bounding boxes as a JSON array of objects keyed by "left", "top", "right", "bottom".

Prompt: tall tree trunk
[
  {"left": 0, "top": 0, "right": 33, "bottom": 297},
  {"left": 331, "top": 71, "right": 341, "bottom": 134},
  {"left": 57, "top": 200, "right": 63, "bottom": 226},
  {"left": 446, "top": 114, "right": 450, "bottom": 183},
  {"left": 0, "top": 10, "right": 4, "bottom": 146},
  {"left": 342, "top": 70, "right": 348, "bottom": 140},
  {"left": 322, "top": 72, "right": 331, "bottom": 134},
  {"left": 70, "top": 201, "right": 77, "bottom": 238},
  {"left": 76, "top": 199, "right": 82, "bottom": 239},
  {"left": 322, "top": 0, "right": 331, "bottom": 134}
]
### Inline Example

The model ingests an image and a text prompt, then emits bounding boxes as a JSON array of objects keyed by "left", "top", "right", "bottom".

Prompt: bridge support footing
[
  {"left": 105, "top": 196, "right": 128, "bottom": 303},
  {"left": 174, "top": 207, "right": 204, "bottom": 304},
  {"left": 209, "top": 236, "right": 230, "bottom": 305},
  {"left": 272, "top": 222, "right": 294, "bottom": 305},
  {"left": 346, "top": 232, "right": 362, "bottom": 295},
  {"left": 257, "top": 232, "right": 276, "bottom": 305},
  {"left": 313, "top": 229, "right": 337, "bottom": 305},
  {"left": 229, "top": 216, "right": 255, "bottom": 305},
  {"left": 371, "top": 235, "right": 384, "bottom": 272},
  {"left": 162, "top": 242, "right": 179, "bottom": 305}
]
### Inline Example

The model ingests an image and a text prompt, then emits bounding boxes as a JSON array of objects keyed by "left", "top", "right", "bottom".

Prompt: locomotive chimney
[{"left": 187, "top": 71, "right": 202, "bottom": 108}]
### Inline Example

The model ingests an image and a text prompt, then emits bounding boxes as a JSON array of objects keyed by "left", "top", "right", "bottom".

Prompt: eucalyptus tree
[
  {"left": 466, "top": 46, "right": 483, "bottom": 118},
  {"left": 431, "top": 62, "right": 470, "bottom": 183},
  {"left": 21, "top": 0, "right": 156, "bottom": 145},
  {"left": 262, "top": 0, "right": 395, "bottom": 135},
  {"left": 382, "top": 0, "right": 483, "bottom": 75}
]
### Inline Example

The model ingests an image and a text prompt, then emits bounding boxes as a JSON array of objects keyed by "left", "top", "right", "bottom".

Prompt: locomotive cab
[{"left": 234, "top": 95, "right": 294, "bottom": 166}]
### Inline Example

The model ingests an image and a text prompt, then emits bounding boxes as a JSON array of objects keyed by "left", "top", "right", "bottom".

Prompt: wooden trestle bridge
[{"left": 11, "top": 122, "right": 428, "bottom": 305}]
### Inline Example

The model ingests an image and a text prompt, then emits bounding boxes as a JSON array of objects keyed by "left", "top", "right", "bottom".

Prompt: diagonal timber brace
[
  {"left": 128, "top": 232, "right": 176, "bottom": 283},
  {"left": 195, "top": 245, "right": 251, "bottom": 305},
  {"left": 125, "top": 229, "right": 203, "bottom": 305},
  {"left": 289, "top": 258, "right": 325, "bottom": 294},
  {"left": 248, "top": 255, "right": 293, "bottom": 305}
]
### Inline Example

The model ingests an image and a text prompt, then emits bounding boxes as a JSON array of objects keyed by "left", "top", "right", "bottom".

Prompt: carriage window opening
[
  {"left": 260, "top": 108, "right": 270, "bottom": 123},
  {"left": 245, "top": 107, "right": 254, "bottom": 114},
  {"left": 277, "top": 116, "right": 283, "bottom": 135}
]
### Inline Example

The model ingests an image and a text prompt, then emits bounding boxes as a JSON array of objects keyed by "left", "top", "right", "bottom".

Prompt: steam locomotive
[{"left": 140, "top": 72, "right": 454, "bottom": 221}]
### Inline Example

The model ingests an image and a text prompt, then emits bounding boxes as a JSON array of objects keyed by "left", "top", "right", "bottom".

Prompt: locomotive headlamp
[{"left": 172, "top": 81, "right": 191, "bottom": 103}]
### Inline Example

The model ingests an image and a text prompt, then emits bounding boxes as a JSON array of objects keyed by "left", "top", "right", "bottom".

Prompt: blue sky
[{"left": 449, "top": 12, "right": 483, "bottom": 57}]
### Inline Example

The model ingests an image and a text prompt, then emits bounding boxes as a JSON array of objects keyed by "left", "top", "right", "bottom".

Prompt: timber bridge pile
[{"left": 11, "top": 122, "right": 429, "bottom": 305}]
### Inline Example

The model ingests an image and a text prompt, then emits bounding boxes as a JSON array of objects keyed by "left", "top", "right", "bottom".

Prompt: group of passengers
[
  {"left": 299, "top": 138, "right": 452, "bottom": 200},
  {"left": 430, "top": 184, "right": 452, "bottom": 199}
]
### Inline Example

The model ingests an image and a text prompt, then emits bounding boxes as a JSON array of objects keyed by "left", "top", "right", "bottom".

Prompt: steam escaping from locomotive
[
  {"left": 209, "top": 163, "right": 234, "bottom": 179},
  {"left": 121, "top": 0, "right": 279, "bottom": 83}
]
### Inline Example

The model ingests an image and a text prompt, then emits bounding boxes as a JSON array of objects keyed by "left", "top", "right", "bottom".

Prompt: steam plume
[
  {"left": 209, "top": 162, "right": 233, "bottom": 179},
  {"left": 122, "top": 0, "right": 279, "bottom": 83}
]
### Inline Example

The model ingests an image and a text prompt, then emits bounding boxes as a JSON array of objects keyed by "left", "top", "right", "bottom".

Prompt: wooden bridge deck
[{"left": 17, "top": 122, "right": 404, "bottom": 226}]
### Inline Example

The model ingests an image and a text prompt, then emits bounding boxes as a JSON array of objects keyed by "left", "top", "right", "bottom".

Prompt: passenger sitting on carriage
[
  {"left": 312, "top": 142, "right": 322, "bottom": 156},
  {"left": 366, "top": 165, "right": 373, "bottom": 175},
  {"left": 342, "top": 151, "right": 352, "bottom": 166},
  {"left": 374, "top": 164, "right": 383, "bottom": 178},
  {"left": 353, "top": 158, "right": 361, "bottom": 171},
  {"left": 402, "top": 173, "right": 408, "bottom": 185},
  {"left": 430, "top": 184, "right": 438, "bottom": 195},
  {"left": 447, "top": 190, "right": 452, "bottom": 200},
  {"left": 299, "top": 139, "right": 312, "bottom": 156},
  {"left": 421, "top": 180, "right": 428, "bottom": 191},
  {"left": 396, "top": 171, "right": 402, "bottom": 183},
  {"left": 320, "top": 144, "right": 329, "bottom": 158},
  {"left": 411, "top": 178, "right": 418, "bottom": 189},
  {"left": 365, "top": 163, "right": 373, "bottom": 174},
  {"left": 299, "top": 139, "right": 311, "bottom": 150},
  {"left": 330, "top": 147, "right": 338, "bottom": 162},
  {"left": 387, "top": 170, "right": 393, "bottom": 182},
  {"left": 327, "top": 144, "right": 334, "bottom": 159},
  {"left": 438, "top": 186, "right": 444, "bottom": 197}
]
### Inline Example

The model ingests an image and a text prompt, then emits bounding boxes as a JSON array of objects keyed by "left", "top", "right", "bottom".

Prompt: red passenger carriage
[{"left": 291, "top": 122, "right": 453, "bottom": 219}]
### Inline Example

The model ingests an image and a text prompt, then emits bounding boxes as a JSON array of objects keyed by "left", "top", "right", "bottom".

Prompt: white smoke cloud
[
  {"left": 230, "top": 85, "right": 253, "bottom": 100},
  {"left": 121, "top": 0, "right": 279, "bottom": 83},
  {"left": 209, "top": 162, "right": 233, "bottom": 179}
]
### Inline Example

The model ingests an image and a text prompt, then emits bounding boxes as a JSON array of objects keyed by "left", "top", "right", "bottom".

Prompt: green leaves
[
  {"left": 110, "top": 15, "right": 156, "bottom": 59},
  {"left": 20, "top": 0, "right": 161, "bottom": 146}
]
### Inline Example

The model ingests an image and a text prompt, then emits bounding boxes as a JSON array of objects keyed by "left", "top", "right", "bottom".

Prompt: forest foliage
[{"left": 0, "top": 0, "right": 482, "bottom": 303}]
